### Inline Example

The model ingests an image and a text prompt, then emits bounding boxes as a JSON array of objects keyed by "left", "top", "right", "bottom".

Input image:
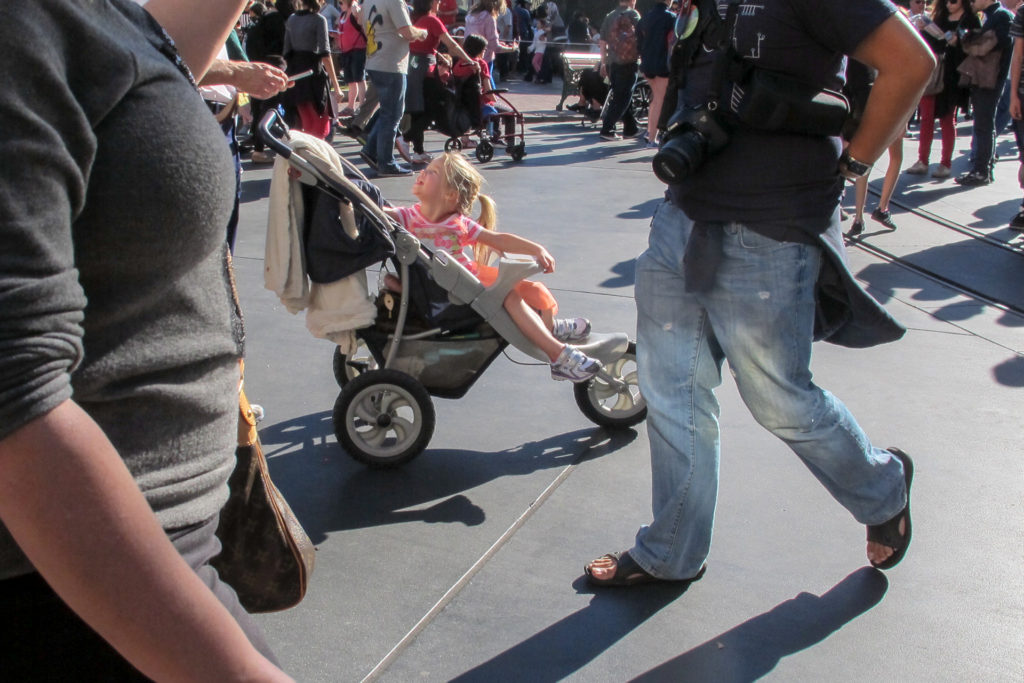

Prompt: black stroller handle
[{"left": 257, "top": 109, "right": 293, "bottom": 159}]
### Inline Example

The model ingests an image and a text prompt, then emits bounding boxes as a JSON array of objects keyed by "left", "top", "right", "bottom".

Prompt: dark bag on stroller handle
[{"left": 303, "top": 181, "right": 396, "bottom": 284}]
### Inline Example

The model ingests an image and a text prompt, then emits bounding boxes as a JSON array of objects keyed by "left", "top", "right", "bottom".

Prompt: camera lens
[{"left": 652, "top": 131, "right": 707, "bottom": 184}]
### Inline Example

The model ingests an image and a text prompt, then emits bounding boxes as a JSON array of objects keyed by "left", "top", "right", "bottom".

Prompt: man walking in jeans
[
  {"left": 955, "top": 0, "right": 1013, "bottom": 186},
  {"left": 360, "top": 0, "right": 426, "bottom": 176},
  {"left": 585, "top": 0, "right": 933, "bottom": 587},
  {"left": 598, "top": 0, "right": 641, "bottom": 141}
]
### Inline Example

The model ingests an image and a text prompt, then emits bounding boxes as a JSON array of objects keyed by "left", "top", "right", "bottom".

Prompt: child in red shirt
[{"left": 453, "top": 33, "right": 517, "bottom": 145}]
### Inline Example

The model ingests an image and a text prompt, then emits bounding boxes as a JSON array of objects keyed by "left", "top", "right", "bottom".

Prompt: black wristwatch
[{"left": 838, "top": 150, "right": 872, "bottom": 180}]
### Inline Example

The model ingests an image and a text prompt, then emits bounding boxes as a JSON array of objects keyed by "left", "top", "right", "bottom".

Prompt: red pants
[{"left": 917, "top": 95, "right": 956, "bottom": 168}]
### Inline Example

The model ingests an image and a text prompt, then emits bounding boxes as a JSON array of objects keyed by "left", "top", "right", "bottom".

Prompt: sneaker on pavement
[
  {"left": 411, "top": 151, "right": 433, "bottom": 164},
  {"left": 599, "top": 131, "right": 621, "bottom": 141},
  {"left": 905, "top": 160, "right": 929, "bottom": 175},
  {"left": 931, "top": 164, "right": 952, "bottom": 179},
  {"left": 621, "top": 129, "right": 641, "bottom": 139},
  {"left": 358, "top": 150, "right": 378, "bottom": 171},
  {"left": 871, "top": 208, "right": 897, "bottom": 230},
  {"left": 955, "top": 171, "right": 990, "bottom": 186},
  {"left": 846, "top": 219, "right": 864, "bottom": 238},
  {"left": 1010, "top": 211, "right": 1024, "bottom": 231},
  {"left": 377, "top": 163, "right": 412, "bottom": 177},
  {"left": 550, "top": 346, "right": 603, "bottom": 383},
  {"left": 552, "top": 317, "right": 592, "bottom": 343}
]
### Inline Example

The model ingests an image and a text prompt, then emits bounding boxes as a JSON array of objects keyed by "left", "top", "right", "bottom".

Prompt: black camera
[{"left": 651, "top": 105, "right": 732, "bottom": 184}]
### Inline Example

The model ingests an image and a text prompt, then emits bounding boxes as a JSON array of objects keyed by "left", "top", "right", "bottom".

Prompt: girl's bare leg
[{"left": 502, "top": 291, "right": 564, "bottom": 361}]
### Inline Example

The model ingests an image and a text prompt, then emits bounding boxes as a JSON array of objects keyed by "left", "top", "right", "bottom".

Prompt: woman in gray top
[{"left": 0, "top": 0, "right": 291, "bottom": 679}]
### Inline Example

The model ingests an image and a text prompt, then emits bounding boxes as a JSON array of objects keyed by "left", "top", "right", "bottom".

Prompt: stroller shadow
[
  {"left": 258, "top": 412, "right": 639, "bottom": 543},
  {"left": 632, "top": 568, "right": 888, "bottom": 682}
]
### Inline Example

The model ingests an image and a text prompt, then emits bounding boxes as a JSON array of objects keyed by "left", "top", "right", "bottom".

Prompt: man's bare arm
[{"left": 847, "top": 13, "right": 935, "bottom": 165}]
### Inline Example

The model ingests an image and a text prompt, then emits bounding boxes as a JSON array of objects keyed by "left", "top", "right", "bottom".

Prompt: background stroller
[
  {"left": 260, "top": 111, "right": 644, "bottom": 468},
  {"left": 428, "top": 67, "right": 528, "bottom": 164}
]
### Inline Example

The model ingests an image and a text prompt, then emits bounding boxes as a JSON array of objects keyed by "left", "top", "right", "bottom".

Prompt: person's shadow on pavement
[
  {"left": 448, "top": 567, "right": 886, "bottom": 683},
  {"left": 631, "top": 567, "right": 888, "bottom": 682}
]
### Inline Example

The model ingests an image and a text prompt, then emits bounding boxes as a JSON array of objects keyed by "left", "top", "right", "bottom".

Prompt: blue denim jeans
[
  {"left": 362, "top": 69, "right": 406, "bottom": 169},
  {"left": 629, "top": 200, "right": 908, "bottom": 580}
]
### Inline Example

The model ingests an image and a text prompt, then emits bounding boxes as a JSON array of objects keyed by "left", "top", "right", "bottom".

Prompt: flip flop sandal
[
  {"left": 867, "top": 448, "right": 914, "bottom": 570},
  {"left": 584, "top": 551, "right": 706, "bottom": 588}
]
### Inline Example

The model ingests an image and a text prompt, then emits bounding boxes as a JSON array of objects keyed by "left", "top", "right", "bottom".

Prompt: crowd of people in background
[{"left": 226, "top": 0, "right": 1024, "bottom": 231}]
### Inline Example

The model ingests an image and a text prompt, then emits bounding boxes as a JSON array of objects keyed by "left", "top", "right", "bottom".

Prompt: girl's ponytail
[{"left": 474, "top": 193, "right": 498, "bottom": 265}]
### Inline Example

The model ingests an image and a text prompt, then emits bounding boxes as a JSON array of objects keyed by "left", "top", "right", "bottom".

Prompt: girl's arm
[{"left": 475, "top": 230, "right": 555, "bottom": 272}]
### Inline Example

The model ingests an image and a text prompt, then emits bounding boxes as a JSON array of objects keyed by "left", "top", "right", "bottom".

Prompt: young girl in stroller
[{"left": 384, "top": 152, "right": 600, "bottom": 382}]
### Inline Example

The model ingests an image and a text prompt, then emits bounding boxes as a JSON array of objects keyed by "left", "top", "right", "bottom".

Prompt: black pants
[
  {"left": 601, "top": 62, "right": 639, "bottom": 135},
  {"left": 0, "top": 516, "right": 277, "bottom": 681},
  {"left": 970, "top": 85, "right": 999, "bottom": 177}
]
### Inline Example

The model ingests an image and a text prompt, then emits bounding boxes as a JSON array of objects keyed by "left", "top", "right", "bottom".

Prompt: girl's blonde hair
[{"left": 438, "top": 152, "right": 498, "bottom": 264}]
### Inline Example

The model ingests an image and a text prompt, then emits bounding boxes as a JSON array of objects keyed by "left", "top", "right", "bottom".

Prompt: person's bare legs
[
  {"left": 877, "top": 137, "right": 903, "bottom": 213},
  {"left": 854, "top": 175, "right": 869, "bottom": 222},
  {"left": 503, "top": 291, "right": 565, "bottom": 361},
  {"left": 645, "top": 75, "right": 668, "bottom": 143},
  {"left": 346, "top": 79, "right": 365, "bottom": 113}
]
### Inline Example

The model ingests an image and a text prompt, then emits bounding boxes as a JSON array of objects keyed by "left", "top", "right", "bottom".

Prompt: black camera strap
[{"left": 704, "top": 0, "right": 743, "bottom": 113}]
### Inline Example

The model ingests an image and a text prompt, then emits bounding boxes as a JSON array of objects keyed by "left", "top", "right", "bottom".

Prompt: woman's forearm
[
  {"left": 144, "top": 0, "right": 250, "bottom": 79},
  {"left": 0, "top": 401, "right": 290, "bottom": 682}
]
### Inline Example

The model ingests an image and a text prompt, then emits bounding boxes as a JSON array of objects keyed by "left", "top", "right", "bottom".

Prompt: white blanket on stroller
[{"left": 264, "top": 130, "right": 377, "bottom": 354}]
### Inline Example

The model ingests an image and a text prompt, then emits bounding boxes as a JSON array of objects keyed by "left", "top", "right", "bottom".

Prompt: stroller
[
  {"left": 430, "top": 71, "right": 528, "bottom": 164},
  {"left": 259, "top": 111, "right": 645, "bottom": 468}
]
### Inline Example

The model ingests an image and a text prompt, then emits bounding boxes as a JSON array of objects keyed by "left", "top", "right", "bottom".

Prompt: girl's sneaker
[
  {"left": 550, "top": 346, "right": 603, "bottom": 383},
  {"left": 552, "top": 316, "right": 591, "bottom": 343}
]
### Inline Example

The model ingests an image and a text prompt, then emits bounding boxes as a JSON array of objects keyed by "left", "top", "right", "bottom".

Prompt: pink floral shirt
[{"left": 394, "top": 204, "right": 484, "bottom": 274}]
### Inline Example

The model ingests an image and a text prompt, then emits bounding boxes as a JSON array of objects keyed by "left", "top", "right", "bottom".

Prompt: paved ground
[{"left": 231, "top": 78, "right": 1023, "bottom": 682}]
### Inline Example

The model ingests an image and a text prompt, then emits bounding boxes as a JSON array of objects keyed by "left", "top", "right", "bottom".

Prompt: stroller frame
[{"left": 260, "top": 111, "right": 645, "bottom": 467}]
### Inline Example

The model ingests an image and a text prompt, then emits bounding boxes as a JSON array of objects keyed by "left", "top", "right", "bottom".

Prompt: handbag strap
[{"left": 238, "top": 360, "right": 258, "bottom": 448}]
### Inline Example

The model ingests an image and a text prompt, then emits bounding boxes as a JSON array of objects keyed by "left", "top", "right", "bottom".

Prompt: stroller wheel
[
  {"left": 573, "top": 341, "right": 647, "bottom": 429},
  {"left": 509, "top": 144, "right": 526, "bottom": 162},
  {"left": 334, "top": 369, "right": 435, "bottom": 468},
  {"left": 475, "top": 140, "right": 494, "bottom": 163},
  {"left": 332, "top": 344, "right": 378, "bottom": 388},
  {"left": 444, "top": 137, "right": 463, "bottom": 152}
]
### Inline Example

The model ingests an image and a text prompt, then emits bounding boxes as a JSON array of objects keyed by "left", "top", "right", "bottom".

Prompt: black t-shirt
[{"left": 668, "top": 0, "right": 896, "bottom": 236}]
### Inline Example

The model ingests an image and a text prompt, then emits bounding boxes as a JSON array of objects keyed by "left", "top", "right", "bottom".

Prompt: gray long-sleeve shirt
[{"left": 0, "top": 0, "right": 241, "bottom": 578}]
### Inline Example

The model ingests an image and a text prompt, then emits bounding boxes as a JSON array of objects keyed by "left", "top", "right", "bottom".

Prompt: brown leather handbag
[{"left": 212, "top": 380, "right": 316, "bottom": 613}]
